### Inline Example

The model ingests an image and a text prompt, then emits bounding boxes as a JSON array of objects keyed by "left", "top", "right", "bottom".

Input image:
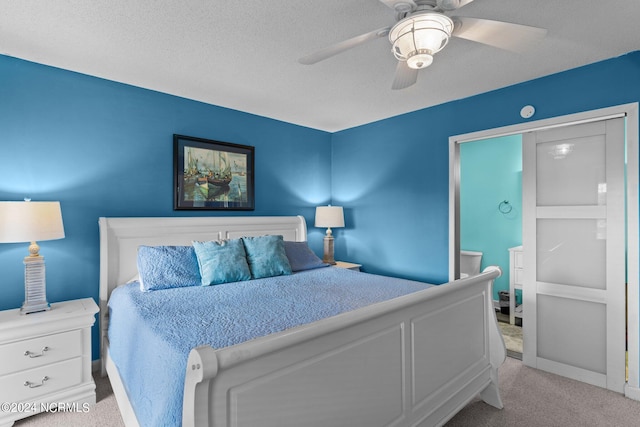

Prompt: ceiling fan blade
[
  {"left": 298, "top": 27, "right": 391, "bottom": 65},
  {"left": 451, "top": 16, "right": 547, "bottom": 53},
  {"left": 391, "top": 61, "right": 418, "bottom": 90}
]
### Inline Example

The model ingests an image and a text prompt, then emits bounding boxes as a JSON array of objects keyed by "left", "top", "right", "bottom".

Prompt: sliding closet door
[{"left": 522, "top": 118, "right": 626, "bottom": 392}]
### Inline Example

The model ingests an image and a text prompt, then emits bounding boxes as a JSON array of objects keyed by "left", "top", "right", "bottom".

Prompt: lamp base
[
  {"left": 20, "top": 301, "right": 51, "bottom": 315},
  {"left": 323, "top": 235, "right": 336, "bottom": 265},
  {"left": 21, "top": 255, "right": 50, "bottom": 315}
]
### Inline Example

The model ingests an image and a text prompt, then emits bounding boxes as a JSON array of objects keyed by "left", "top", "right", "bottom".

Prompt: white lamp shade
[
  {"left": 315, "top": 206, "right": 345, "bottom": 228},
  {"left": 0, "top": 201, "right": 65, "bottom": 243}
]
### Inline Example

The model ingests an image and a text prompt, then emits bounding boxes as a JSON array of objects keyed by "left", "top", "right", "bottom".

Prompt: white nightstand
[
  {"left": 333, "top": 261, "right": 362, "bottom": 272},
  {"left": 0, "top": 298, "right": 99, "bottom": 426}
]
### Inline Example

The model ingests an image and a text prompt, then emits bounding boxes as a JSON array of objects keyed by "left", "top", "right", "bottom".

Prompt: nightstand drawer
[
  {"left": 0, "top": 357, "right": 83, "bottom": 402},
  {"left": 0, "top": 329, "right": 82, "bottom": 376}
]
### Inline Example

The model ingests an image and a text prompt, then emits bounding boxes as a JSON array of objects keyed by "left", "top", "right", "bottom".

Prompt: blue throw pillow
[
  {"left": 137, "top": 245, "right": 201, "bottom": 292},
  {"left": 192, "top": 239, "right": 252, "bottom": 286},
  {"left": 242, "top": 235, "right": 292, "bottom": 279},
  {"left": 283, "top": 241, "right": 328, "bottom": 272}
]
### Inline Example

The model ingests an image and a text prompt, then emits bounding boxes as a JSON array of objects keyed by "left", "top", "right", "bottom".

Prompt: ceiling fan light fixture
[
  {"left": 389, "top": 12, "right": 453, "bottom": 69},
  {"left": 406, "top": 51, "right": 433, "bottom": 69}
]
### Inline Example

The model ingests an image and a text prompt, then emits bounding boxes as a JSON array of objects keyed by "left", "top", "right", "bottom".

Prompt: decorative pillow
[
  {"left": 284, "top": 241, "right": 328, "bottom": 272},
  {"left": 192, "top": 239, "right": 252, "bottom": 286},
  {"left": 137, "top": 245, "right": 201, "bottom": 292},
  {"left": 242, "top": 235, "right": 292, "bottom": 279}
]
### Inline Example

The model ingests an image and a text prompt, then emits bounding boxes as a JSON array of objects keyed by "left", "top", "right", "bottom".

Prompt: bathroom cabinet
[{"left": 509, "top": 245, "right": 523, "bottom": 325}]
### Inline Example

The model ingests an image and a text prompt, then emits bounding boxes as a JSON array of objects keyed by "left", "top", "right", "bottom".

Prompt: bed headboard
[{"left": 98, "top": 215, "right": 307, "bottom": 366}]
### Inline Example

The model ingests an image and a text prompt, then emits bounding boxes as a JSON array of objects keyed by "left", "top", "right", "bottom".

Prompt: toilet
[{"left": 460, "top": 250, "right": 483, "bottom": 278}]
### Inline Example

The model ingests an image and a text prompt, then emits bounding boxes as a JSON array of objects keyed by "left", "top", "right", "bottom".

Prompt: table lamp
[
  {"left": 0, "top": 200, "right": 65, "bottom": 314},
  {"left": 315, "top": 205, "right": 345, "bottom": 265}
]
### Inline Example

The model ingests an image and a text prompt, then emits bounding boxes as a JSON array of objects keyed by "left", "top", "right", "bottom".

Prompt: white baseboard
[{"left": 625, "top": 384, "right": 640, "bottom": 401}]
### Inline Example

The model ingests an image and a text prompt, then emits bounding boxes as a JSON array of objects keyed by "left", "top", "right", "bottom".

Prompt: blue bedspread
[{"left": 108, "top": 267, "right": 432, "bottom": 427}]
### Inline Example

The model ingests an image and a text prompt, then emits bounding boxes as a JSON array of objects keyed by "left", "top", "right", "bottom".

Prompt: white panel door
[{"left": 522, "top": 118, "right": 626, "bottom": 392}]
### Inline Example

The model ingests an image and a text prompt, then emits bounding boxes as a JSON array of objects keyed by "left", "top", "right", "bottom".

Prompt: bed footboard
[{"left": 183, "top": 267, "right": 504, "bottom": 427}]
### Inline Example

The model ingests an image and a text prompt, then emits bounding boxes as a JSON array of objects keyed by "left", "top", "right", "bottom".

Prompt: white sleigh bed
[{"left": 99, "top": 215, "right": 505, "bottom": 427}]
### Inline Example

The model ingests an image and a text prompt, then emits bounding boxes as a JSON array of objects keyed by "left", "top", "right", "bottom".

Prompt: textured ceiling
[{"left": 1, "top": 0, "right": 638, "bottom": 132}]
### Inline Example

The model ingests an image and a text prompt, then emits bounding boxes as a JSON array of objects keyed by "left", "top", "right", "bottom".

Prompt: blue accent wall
[
  {"left": 331, "top": 51, "right": 640, "bottom": 285},
  {"left": 2, "top": 51, "right": 640, "bottom": 362},
  {"left": 0, "top": 55, "right": 332, "bottom": 359},
  {"left": 460, "top": 135, "right": 522, "bottom": 300}
]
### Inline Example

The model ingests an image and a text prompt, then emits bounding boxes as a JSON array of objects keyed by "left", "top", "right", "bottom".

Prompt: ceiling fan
[{"left": 299, "top": 0, "right": 547, "bottom": 90}]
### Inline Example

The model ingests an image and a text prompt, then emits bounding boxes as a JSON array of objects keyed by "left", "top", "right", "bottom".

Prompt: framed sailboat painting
[{"left": 174, "top": 134, "right": 255, "bottom": 210}]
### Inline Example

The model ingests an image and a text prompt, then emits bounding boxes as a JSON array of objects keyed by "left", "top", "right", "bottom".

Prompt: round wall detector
[{"left": 520, "top": 105, "right": 535, "bottom": 119}]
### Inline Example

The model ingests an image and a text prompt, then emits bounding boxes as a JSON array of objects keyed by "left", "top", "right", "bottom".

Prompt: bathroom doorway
[
  {"left": 458, "top": 135, "right": 523, "bottom": 358},
  {"left": 449, "top": 103, "right": 639, "bottom": 396}
]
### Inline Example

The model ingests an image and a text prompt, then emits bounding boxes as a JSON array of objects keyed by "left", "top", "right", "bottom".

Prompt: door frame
[{"left": 448, "top": 103, "right": 640, "bottom": 399}]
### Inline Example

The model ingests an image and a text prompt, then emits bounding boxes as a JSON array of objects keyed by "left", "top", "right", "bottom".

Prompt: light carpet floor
[
  {"left": 15, "top": 358, "right": 640, "bottom": 427},
  {"left": 13, "top": 373, "right": 124, "bottom": 427},
  {"left": 446, "top": 357, "right": 640, "bottom": 426}
]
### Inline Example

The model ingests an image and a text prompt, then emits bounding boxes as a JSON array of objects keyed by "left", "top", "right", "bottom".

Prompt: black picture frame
[{"left": 174, "top": 134, "right": 255, "bottom": 210}]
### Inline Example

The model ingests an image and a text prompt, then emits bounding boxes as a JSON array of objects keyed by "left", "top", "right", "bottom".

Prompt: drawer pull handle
[
  {"left": 24, "top": 376, "right": 49, "bottom": 388},
  {"left": 24, "top": 346, "right": 49, "bottom": 358}
]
